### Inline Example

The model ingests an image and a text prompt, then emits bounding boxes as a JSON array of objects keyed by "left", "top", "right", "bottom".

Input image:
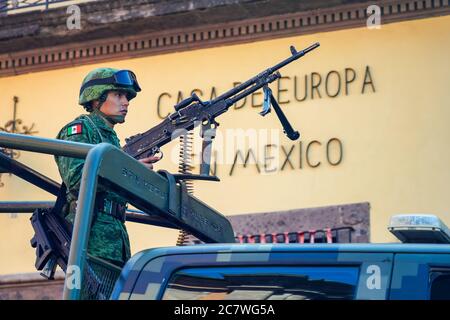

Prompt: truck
[{"left": 112, "top": 218, "right": 450, "bottom": 300}]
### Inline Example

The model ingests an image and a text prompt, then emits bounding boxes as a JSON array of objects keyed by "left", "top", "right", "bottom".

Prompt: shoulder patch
[{"left": 66, "top": 122, "right": 83, "bottom": 136}]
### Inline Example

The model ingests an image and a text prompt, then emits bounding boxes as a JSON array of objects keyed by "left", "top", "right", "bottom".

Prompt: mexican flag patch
[{"left": 67, "top": 123, "right": 83, "bottom": 136}]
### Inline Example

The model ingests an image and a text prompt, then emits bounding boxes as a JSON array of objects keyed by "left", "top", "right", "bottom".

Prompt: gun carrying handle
[
  {"left": 174, "top": 93, "right": 201, "bottom": 111},
  {"left": 269, "top": 93, "right": 300, "bottom": 141}
]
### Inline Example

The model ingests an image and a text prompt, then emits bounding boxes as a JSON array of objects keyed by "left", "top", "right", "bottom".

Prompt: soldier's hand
[{"left": 138, "top": 156, "right": 161, "bottom": 170}]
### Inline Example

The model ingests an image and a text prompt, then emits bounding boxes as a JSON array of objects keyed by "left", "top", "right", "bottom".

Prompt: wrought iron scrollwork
[{"left": 0, "top": 96, "right": 38, "bottom": 188}]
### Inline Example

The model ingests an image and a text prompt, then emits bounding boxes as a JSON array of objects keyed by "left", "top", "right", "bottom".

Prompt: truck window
[
  {"left": 162, "top": 266, "right": 359, "bottom": 300},
  {"left": 430, "top": 270, "right": 450, "bottom": 300}
]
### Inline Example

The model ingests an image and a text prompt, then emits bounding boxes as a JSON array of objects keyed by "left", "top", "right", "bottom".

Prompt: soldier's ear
[{"left": 91, "top": 100, "right": 100, "bottom": 109}]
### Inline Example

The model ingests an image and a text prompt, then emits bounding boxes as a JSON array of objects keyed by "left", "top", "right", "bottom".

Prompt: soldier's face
[{"left": 99, "top": 91, "right": 129, "bottom": 123}]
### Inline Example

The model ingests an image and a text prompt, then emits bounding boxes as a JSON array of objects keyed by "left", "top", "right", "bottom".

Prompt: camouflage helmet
[{"left": 78, "top": 68, "right": 139, "bottom": 106}]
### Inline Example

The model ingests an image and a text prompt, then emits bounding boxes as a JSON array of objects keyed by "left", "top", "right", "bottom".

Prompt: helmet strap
[
  {"left": 92, "top": 107, "right": 125, "bottom": 127},
  {"left": 91, "top": 91, "right": 128, "bottom": 126}
]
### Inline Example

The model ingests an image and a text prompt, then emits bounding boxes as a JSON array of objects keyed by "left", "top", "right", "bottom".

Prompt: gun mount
[{"left": 0, "top": 132, "right": 235, "bottom": 300}]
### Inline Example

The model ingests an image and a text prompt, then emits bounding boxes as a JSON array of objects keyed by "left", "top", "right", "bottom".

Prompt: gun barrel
[
  {"left": 212, "top": 43, "right": 320, "bottom": 104},
  {"left": 303, "top": 42, "right": 320, "bottom": 54},
  {"left": 228, "top": 72, "right": 281, "bottom": 106},
  {"left": 270, "top": 42, "right": 320, "bottom": 73}
]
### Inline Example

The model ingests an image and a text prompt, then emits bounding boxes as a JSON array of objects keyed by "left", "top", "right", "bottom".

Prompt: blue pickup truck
[{"left": 111, "top": 214, "right": 450, "bottom": 300}]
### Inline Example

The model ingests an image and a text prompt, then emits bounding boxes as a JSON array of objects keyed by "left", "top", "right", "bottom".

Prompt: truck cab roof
[{"left": 112, "top": 242, "right": 450, "bottom": 300}]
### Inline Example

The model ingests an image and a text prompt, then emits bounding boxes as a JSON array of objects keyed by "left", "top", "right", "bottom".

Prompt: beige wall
[{"left": 0, "top": 16, "right": 449, "bottom": 274}]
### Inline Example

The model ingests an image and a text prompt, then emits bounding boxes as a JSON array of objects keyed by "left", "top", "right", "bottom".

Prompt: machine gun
[{"left": 123, "top": 43, "right": 320, "bottom": 176}]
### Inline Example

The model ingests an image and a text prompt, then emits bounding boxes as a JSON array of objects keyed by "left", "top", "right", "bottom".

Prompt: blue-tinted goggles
[{"left": 80, "top": 70, "right": 141, "bottom": 95}]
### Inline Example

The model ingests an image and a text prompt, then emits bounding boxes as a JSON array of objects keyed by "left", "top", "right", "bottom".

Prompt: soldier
[{"left": 55, "top": 68, "right": 159, "bottom": 292}]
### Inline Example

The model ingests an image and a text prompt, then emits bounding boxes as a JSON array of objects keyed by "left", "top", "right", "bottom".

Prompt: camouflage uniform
[
  {"left": 55, "top": 111, "right": 131, "bottom": 266},
  {"left": 55, "top": 67, "right": 139, "bottom": 269}
]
